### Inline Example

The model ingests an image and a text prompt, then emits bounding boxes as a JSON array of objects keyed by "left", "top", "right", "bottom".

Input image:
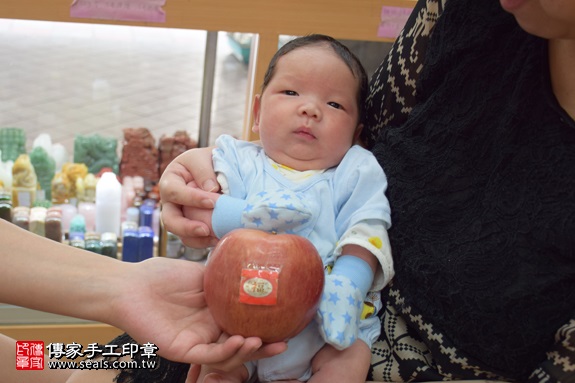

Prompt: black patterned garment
[{"left": 365, "top": 0, "right": 575, "bottom": 382}]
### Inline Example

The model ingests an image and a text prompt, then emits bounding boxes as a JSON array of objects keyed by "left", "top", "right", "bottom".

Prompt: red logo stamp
[{"left": 16, "top": 341, "right": 44, "bottom": 370}]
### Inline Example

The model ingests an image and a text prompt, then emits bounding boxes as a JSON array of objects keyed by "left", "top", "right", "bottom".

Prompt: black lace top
[{"left": 365, "top": 0, "right": 575, "bottom": 380}]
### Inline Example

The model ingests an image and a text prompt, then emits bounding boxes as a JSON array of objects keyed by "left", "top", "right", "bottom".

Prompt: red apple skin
[{"left": 204, "top": 228, "right": 325, "bottom": 343}]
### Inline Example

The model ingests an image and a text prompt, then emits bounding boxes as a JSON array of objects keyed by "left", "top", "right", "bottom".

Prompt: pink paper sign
[
  {"left": 70, "top": 0, "right": 166, "bottom": 23},
  {"left": 378, "top": 5, "right": 412, "bottom": 39}
]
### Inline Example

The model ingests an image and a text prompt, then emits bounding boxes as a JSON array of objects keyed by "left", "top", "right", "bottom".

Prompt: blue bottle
[
  {"left": 122, "top": 227, "right": 139, "bottom": 262},
  {"left": 139, "top": 200, "right": 155, "bottom": 228},
  {"left": 138, "top": 226, "right": 154, "bottom": 261}
]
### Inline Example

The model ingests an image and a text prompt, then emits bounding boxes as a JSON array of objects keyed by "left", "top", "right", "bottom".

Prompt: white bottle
[{"left": 96, "top": 172, "right": 122, "bottom": 236}]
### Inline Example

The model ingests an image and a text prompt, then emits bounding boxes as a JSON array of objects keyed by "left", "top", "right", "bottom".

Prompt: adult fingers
[
  {"left": 159, "top": 172, "right": 219, "bottom": 210},
  {"left": 182, "top": 146, "right": 219, "bottom": 192}
]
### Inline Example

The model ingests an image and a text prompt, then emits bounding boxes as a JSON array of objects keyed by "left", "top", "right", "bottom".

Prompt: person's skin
[
  {"left": 186, "top": 340, "right": 371, "bottom": 383},
  {"left": 500, "top": 0, "right": 575, "bottom": 119},
  {"left": 251, "top": 44, "right": 361, "bottom": 171},
  {"left": 2, "top": 333, "right": 74, "bottom": 383},
  {"left": 1, "top": 219, "right": 287, "bottom": 383},
  {"left": 159, "top": 147, "right": 220, "bottom": 249}
]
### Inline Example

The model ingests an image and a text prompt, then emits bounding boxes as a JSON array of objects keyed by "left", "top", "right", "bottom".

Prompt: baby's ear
[
  {"left": 252, "top": 94, "right": 262, "bottom": 133},
  {"left": 354, "top": 123, "right": 364, "bottom": 143}
]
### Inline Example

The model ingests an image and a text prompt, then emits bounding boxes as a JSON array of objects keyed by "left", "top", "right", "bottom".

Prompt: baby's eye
[
  {"left": 328, "top": 101, "right": 342, "bottom": 109},
  {"left": 283, "top": 90, "right": 298, "bottom": 96}
]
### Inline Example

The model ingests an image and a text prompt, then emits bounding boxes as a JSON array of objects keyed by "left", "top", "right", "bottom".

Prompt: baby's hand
[
  {"left": 316, "top": 273, "right": 364, "bottom": 350},
  {"left": 182, "top": 202, "right": 217, "bottom": 239}
]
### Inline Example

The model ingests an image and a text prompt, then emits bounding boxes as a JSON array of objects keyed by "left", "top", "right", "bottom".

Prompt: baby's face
[{"left": 252, "top": 45, "right": 361, "bottom": 171}]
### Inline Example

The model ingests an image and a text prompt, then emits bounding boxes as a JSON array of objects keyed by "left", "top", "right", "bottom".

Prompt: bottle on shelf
[
  {"left": 45, "top": 206, "right": 63, "bottom": 242},
  {"left": 101, "top": 232, "right": 118, "bottom": 259},
  {"left": 0, "top": 191, "right": 12, "bottom": 221},
  {"left": 95, "top": 172, "right": 122, "bottom": 237}
]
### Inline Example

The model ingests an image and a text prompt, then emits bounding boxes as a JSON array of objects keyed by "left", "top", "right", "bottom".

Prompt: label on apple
[{"left": 239, "top": 268, "right": 279, "bottom": 305}]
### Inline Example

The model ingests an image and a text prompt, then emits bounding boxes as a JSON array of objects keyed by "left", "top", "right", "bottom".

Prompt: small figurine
[
  {"left": 62, "top": 162, "right": 88, "bottom": 199},
  {"left": 12, "top": 154, "right": 38, "bottom": 207},
  {"left": 51, "top": 172, "right": 72, "bottom": 205},
  {"left": 29, "top": 146, "right": 56, "bottom": 201}
]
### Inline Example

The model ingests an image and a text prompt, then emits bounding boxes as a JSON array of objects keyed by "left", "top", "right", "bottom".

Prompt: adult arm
[{"left": 0, "top": 220, "right": 286, "bottom": 364}]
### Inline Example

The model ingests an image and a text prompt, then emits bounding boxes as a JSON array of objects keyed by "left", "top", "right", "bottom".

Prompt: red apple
[{"left": 204, "top": 228, "right": 325, "bottom": 343}]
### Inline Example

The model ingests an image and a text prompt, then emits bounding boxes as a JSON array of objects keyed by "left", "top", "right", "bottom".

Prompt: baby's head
[
  {"left": 262, "top": 35, "right": 368, "bottom": 125},
  {"left": 252, "top": 34, "right": 368, "bottom": 171}
]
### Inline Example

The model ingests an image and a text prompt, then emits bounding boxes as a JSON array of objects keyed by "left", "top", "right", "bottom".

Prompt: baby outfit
[{"left": 211, "top": 134, "right": 393, "bottom": 381}]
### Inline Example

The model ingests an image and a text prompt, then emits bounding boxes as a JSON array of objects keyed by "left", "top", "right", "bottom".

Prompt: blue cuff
[
  {"left": 331, "top": 255, "right": 374, "bottom": 298},
  {"left": 212, "top": 194, "right": 248, "bottom": 238}
]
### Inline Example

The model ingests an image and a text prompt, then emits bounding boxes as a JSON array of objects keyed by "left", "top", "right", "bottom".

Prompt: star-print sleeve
[{"left": 239, "top": 188, "right": 315, "bottom": 238}]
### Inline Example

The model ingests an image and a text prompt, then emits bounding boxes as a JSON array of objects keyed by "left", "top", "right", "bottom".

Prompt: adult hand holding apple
[{"left": 204, "top": 229, "right": 325, "bottom": 343}]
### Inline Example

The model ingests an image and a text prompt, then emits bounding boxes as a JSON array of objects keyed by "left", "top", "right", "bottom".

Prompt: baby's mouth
[{"left": 294, "top": 128, "right": 316, "bottom": 139}]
